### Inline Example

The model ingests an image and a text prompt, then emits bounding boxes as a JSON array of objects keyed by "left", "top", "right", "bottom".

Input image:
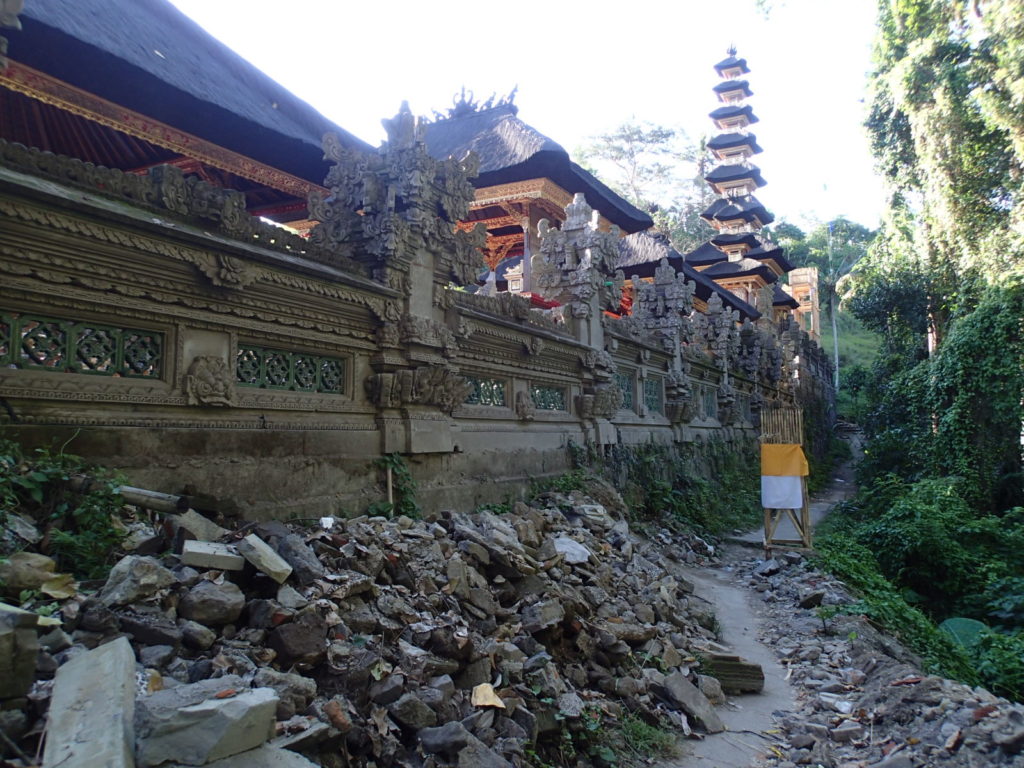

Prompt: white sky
[{"left": 168, "top": 0, "right": 885, "bottom": 231}]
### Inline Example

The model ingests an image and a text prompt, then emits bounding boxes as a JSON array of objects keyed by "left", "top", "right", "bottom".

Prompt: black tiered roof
[
  {"left": 709, "top": 104, "right": 759, "bottom": 125},
  {"left": 700, "top": 196, "right": 774, "bottom": 225},
  {"left": 704, "top": 163, "right": 767, "bottom": 187},
  {"left": 712, "top": 80, "right": 752, "bottom": 99},
  {"left": 711, "top": 232, "right": 761, "bottom": 249},
  {"left": 774, "top": 284, "right": 800, "bottom": 309},
  {"left": 707, "top": 132, "right": 763, "bottom": 154},
  {"left": 714, "top": 54, "right": 750, "bottom": 75}
]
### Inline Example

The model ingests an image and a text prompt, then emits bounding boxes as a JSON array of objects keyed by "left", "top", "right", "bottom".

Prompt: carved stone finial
[
  {"left": 381, "top": 101, "right": 423, "bottom": 148},
  {"left": 563, "top": 193, "right": 593, "bottom": 232},
  {"left": 0, "top": 0, "right": 23, "bottom": 69}
]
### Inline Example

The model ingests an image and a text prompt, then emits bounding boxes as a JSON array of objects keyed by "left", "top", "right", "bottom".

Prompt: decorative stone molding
[
  {"left": 308, "top": 104, "right": 486, "bottom": 286},
  {"left": 0, "top": 141, "right": 357, "bottom": 272},
  {"left": 533, "top": 194, "right": 622, "bottom": 320},
  {"left": 628, "top": 258, "right": 697, "bottom": 353},
  {"left": 185, "top": 356, "right": 236, "bottom": 407},
  {"left": 365, "top": 365, "right": 471, "bottom": 413}
]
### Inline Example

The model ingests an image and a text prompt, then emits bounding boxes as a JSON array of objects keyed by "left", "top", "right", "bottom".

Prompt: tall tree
[
  {"left": 576, "top": 121, "right": 715, "bottom": 252},
  {"left": 775, "top": 218, "right": 875, "bottom": 388}
]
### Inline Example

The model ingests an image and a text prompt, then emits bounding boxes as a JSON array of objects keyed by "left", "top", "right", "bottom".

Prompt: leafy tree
[{"left": 576, "top": 121, "right": 715, "bottom": 252}]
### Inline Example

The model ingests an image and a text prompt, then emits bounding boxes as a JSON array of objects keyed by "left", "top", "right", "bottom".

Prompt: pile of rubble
[
  {"left": 1, "top": 483, "right": 738, "bottom": 768},
  {"left": 736, "top": 553, "right": 1024, "bottom": 768}
]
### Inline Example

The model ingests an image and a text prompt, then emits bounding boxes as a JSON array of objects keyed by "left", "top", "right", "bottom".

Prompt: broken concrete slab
[
  {"left": 237, "top": 534, "right": 293, "bottom": 583},
  {"left": 136, "top": 686, "right": 278, "bottom": 767},
  {"left": 181, "top": 540, "right": 245, "bottom": 571},
  {"left": 42, "top": 636, "right": 136, "bottom": 768}
]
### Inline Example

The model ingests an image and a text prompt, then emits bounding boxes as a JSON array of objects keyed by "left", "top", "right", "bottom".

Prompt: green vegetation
[
  {"left": 0, "top": 436, "right": 126, "bottom": 579},
  {"left": 571, "top": 439, "right": 762, "bottom": 535},
  {"left": 809, "top": 0, "right": 1024, "bottom": 704}
]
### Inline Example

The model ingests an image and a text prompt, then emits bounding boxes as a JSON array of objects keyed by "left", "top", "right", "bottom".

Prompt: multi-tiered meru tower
[{"left": 685, "top": 48, "right": 821, "bottom": 334}]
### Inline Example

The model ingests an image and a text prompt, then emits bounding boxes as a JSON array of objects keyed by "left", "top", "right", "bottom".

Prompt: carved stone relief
[{"left": 185, "top": 356, "right": 236, "bottom": 407}]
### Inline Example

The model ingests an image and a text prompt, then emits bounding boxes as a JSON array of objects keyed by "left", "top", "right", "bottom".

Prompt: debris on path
[{"left": 1, "top": 482, "right": 753, "bottom": 767}]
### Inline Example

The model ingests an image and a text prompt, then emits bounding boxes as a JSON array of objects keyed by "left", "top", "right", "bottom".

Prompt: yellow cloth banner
[{"left": 760, "top": 443, "right": 809, "bottom": 477}]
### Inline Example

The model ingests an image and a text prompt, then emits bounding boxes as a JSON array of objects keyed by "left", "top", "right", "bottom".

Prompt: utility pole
[{"left": 828, "top": 221, "right": 840, "bottom": 391}]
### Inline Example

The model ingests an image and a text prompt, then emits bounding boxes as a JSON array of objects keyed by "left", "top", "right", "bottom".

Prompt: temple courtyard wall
[{"left": 0, "top": 142, "right": 831, "bottom": 519}]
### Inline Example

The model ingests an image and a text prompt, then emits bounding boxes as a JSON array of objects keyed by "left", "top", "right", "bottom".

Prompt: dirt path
[{"left": 662, "top": 432, "right": 862, "bottom": 767}]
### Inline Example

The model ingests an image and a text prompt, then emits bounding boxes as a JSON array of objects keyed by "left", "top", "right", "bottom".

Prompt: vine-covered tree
[
  {"left": 576, "top": 121, "right": 715, "bottom": 252},
  {"left": 831, "top": 0, "right": 1024, "bottom": 700}
]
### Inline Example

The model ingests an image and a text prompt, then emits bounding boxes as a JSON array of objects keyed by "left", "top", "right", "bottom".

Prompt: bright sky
[{"left": 168, "top": 0, "right": 885, "bottom": 231}]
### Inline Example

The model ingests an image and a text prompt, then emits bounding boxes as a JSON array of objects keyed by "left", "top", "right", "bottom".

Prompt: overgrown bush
[{"left": 0, "top": 436, "right": 126, "bottom": 579}]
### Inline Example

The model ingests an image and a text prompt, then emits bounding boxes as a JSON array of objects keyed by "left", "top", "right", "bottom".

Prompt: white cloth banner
[{"left": 761, "top": 475, "right": 802, "bottom": 509}]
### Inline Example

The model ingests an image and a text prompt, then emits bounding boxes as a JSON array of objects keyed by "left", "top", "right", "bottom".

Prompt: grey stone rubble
[
  {"left": 1, "top": 486, "right": 757, "bottom": 767},
  {"left": 726, "top": 550, "right": 1024, "bottom": 768}
]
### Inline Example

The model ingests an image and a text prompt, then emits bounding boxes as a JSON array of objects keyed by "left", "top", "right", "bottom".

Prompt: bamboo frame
[{"left": 760, "top": 406, "right": 812, "bottom": 553}]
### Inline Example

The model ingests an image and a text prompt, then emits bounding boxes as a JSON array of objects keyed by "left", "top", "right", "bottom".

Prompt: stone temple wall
[{"left": 0, "top": 115, "right": 833, "bottom": 519}]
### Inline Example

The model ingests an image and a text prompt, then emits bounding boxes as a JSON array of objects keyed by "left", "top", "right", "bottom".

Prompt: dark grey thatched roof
[
  {"left": 423, "top": 105, "right": 563, "bottom": 174},
  {"left": 711, "top": 232, "right": 761, "bottom": 249},
  {"left": 685, "top": 242, "right": 729, "bottom": 266},
  {"left": 616, "top": 232, "right": 759, "bottom": 320},
  {"left": 701, "top": 196, "right": 773, "bottom": 225},
  {"left": 423, "top": 105, "right": 653, "bottom": 233},
  {"left": 774, "top": 283, "right": 799, "bottom": 308},
  {"left": 709, "top": 104, "right": 759, "bottom": 125},
  {"left": 747, "top": 244, "right": 794, "bottom": 273},
  {"left": 11, "top": 0, "right": 370, "bottom": 183},
  {"left": 714, "top": 54, "right": 750, "bottom": 75},
  {"left": 705, "top": 163, "right": 766, "bottom": 188},
  {"left": 707, "top": 132, "right": 763, "bottom": 154},
  {"left": 702, "top": 258, "right": 778, "bottom": 283},
  {"left": 713, "top": 80, "right": 752, "bottom": 98}
]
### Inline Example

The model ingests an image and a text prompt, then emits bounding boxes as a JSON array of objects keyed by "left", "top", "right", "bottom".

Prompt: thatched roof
[
  {"left": 423, "top": 105, "right": 653, "bottom": 233},
  {"left": 774, "top": 284, "right": 800, "bottom": 308},
  {"left": 11, "top": 0, "right": 370, "bottom": 184},
  {"left": 700, "top": 196, "right": 774, "bottom": 225}
]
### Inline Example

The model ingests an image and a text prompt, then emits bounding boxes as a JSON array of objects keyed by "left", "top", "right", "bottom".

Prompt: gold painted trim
[{"left": 0, "top": 60, "right": 326, "bottom": 199}]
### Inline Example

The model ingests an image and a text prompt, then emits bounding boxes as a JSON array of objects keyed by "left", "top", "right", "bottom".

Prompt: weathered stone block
[
  {"left": 0, "top": 609, "right": 38, "bottom": 700},
  {"left": 176, "top": 509, "right": 229, "bottom": 542},
  {"left": 99, "top": 555, "right": 175, "bottom": 606},
  {"left": 137, "top": 686, "right": 278, "bottom": 767},
  {"left": 43, "top": 636, "right": 136, "bottom": 768},
  {"left": 520, "top": 599, "right": 564, "bottom": 634},
  {"left": 656, "top": 671, "right": 724, "bottom": 733},
  {"left": 237, "top": 534, "right": 292, "bottom": 583},
  {"left": 179, "top": 580, "right": 245, "bottom": 627}
]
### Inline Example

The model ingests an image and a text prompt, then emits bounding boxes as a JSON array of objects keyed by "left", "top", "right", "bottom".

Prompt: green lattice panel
[
  {"left": 531, "top": 385, "right": 566, "bottom": 411},
  {"left": 235, "top": 345, "right": 346, "bottom": 394},
  {"left": 465, "top": 377, "right": 507, "bottom": 407},
  {"left": 0, "top": 312, "right": 161, "bottom": 378},
  {"left": 615, "top": 371, "right": 635, "bottom": 411},
  {"left": 644, "top": 377, "right": 664, "bottom": 414}
]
